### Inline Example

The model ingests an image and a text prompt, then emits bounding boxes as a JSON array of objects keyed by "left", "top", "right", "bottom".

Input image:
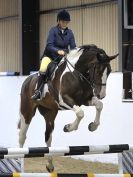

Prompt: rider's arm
[
  {"left": 57, "top": 50, "right": 65, "bottom": 55},
  {"left": 46, "top": 27, "right": 59, "bottom": 54}
]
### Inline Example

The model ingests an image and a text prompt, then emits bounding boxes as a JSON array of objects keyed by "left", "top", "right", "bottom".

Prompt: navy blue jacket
[{"left": 43, "top": 25, "right": 76, "bottom": 61}]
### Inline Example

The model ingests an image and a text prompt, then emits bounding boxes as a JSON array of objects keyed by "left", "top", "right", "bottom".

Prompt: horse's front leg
[
  {"left": 88, "top": 96, "right": 103, "bottom": 131},
  {"left": 64, "top": 105, "right": 84, "bottom": 132}
]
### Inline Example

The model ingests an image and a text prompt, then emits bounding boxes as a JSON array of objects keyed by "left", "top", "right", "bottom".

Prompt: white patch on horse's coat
[
  {"left": 62, "top": 48, "right": 83, "bottom": 73},
  {"left": 60, "top": 48, "right": 83, "bottom": 80},
  {"left": 30, "top": 71, "right": 39, "bottom": 76},
  {"left": 58, "top": 93, "right": 72, "bottom": 109},
  {"left": 46, "top": 133, "right": 52, "bottom": 147},
  {"left": 100, "top": 85, "right": 106, "bottom": 98},
  {"left": 100, "top": 68, "right": 107, "bottom": 98},
  {"left": 88, "top": 96, "right": 103, "bottom": 127},
  {"left": 73, "top": 105, "right": 84, "bottom": 118},
  {"left": 67, "top": 48, "right": 82, "bottom": 62},
  {"left": 40, "top": 48, "right": 83, "bottom": 103},
  {"left": 91, "top": 96, "right": 103, "bottom": 110},
  {"left": 102, "top": 68, "right": 107, "bottom": 84},
  {"left": 64, "top": 105, "right": 84, "bottom": 131},
  {"left": 42, "top": 84, "right": 49, "bottom": 98},
  {"left": 57, "top": 48, "right": 83, "bottom": 108},
  {"left": 19, "top": 112, "right": 29, "bottom": 147},
  {"left": 50, "top": 48, "right": 83, "bottom": 82}
]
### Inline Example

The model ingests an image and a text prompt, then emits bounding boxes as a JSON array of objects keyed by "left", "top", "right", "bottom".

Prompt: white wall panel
[
  {"left": 82, "top": 0, "right": 104, "bottom": 3},
  {"left": 0, "top": 0, "right": 19, "bottom": 72},
  {"left": 40, "top": 9, "right": 82, "bottom": 57},
  {"left": 83, "top": 3, "right": 118, "bottom": 71},
  {"left": 0, "top": 19, "right": 19, "bottom": 72},
  {"left": 0, "top": 0, "right": 18, "bottom": 17},
  {"left": 40, "top": 13, "right": 57, "bottom": 57},
  {"left": 39, "top": 1, "right": 118, "bottom": 71},
  {"left": 40, "top": 0, "right": 81, "bottom": 11},
  {"left": 68, "top": 9, "right": 82, "bottom": 46}
]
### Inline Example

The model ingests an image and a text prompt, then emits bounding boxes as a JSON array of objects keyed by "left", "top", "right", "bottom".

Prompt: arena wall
[{"left": 0, "top": 72, "right": 132, "bottom": 164}]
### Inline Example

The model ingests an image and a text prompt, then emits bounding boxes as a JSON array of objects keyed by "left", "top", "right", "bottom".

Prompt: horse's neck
[
  {"left": 53, "top": 61, "right": 67, "bottom": 79},
  {"left": 66, "top": 48, "right": 83, "bottom": 67},
  {"left": 51, "top": 48, "right": 84, "bottom": 84}
]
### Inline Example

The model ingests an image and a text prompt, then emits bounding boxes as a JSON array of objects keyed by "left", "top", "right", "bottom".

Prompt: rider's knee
[{"left": 39, "top": 57, "right": 52, "bottom": 73}]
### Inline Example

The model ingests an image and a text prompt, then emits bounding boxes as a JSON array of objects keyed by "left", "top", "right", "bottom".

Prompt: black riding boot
[
  {"left": 31, "top": 73, "right": 47, "bottom": 100},
  {"left": 31, "top": 61, "right": 58, "bottom": 100}
]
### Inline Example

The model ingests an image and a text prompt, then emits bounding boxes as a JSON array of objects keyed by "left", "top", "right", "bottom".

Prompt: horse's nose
[
  {"left": 100, "top": 96, "right": 105, "bottom": 99},
  {"left": 97, "top": 94, "right": 100, "bottom": 99},
  {"left": 97, "top": 94, "right": 105, "bottom": 99},
  {"left": 99, "top": 86, "right": 106, "bottom": 99}
]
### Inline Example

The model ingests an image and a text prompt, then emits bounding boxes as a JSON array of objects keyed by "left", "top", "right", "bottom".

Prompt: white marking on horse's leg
[
  {"left": 91, "top": 96, "right": 103, "bottom": 124},
  {"left": 46, "top": 132, "right": 54, "bottom": 172},
  {"left": 88, "top": 96, "right": 103, "bottom": 131},
  {"left": 19, "top": 113, "right": 29, "bottom": 147},
  {"left": 99, "top": 85, "right": 106, "bottom": 98},
  {"left": 99, "top": 67, "right": 107, "bottom": 98},
  {"left": 46, "top": 132, "right": 52, "bottom": 147},
  {"left": 64, "top": 105, "right": 84, "bottom": 132}
]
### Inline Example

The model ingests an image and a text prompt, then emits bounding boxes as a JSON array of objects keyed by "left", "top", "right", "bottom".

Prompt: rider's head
[{"left": 57, "top": 9, "right": 71, "bottom": 29}]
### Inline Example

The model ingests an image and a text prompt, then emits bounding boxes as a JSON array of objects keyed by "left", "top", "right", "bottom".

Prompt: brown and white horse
[{"left": 18, "top": 45, "right": 118, "bottom": 172}]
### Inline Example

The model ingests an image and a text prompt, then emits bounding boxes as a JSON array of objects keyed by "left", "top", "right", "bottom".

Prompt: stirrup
[{"left": 31, "top": 90, "right": 41, "bottom": 100}]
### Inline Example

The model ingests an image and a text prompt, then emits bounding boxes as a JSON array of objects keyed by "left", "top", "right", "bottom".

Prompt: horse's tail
[
  {"left": 17, "top": 100, "right": 22, "bottom": 129},
  {"left": 17, "top": 118, "right": 21, "bottom": 129}
]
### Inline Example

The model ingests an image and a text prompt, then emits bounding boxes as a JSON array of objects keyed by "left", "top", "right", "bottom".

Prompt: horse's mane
[
  {"left": 64, "top": 44, "right": 99, "bottom": 65},
  {"left": 78, "top": 44, "right": 109, "bottom": 63},
  {"left": 65, "top": 47, "right": 83, "bottom": 65},
  {"left": 67, "top": 44, "right": 99, "bottom": 58},
  {"left": 79, "top": 44, "right": 98, "bottom": 51}
]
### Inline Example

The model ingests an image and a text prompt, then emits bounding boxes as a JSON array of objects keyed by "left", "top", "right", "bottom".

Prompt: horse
[{"left": 18, "top": 44, "right": 118, "bottom": 172}]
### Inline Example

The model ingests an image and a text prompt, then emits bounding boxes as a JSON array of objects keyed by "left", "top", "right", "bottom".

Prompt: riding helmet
[{"left": 57, "top": 9, "right": 71, "bottom": 21}]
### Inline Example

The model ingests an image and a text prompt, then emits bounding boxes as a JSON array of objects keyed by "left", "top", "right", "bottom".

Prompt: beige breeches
[{"left": 39, "top": 57, "right": 52, "bottom": 73}]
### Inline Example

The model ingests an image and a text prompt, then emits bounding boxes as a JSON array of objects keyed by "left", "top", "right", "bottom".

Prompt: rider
[{"left": 31, "top": 9, "right": 76, "bottom": 100}]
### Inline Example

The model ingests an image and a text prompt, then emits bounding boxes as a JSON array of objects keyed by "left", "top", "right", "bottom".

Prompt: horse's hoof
[
  {"left": 63, "top": 124, "right": 70, "bottom": 132},
  {"left": 88, "top": 122, "right": 98, "bottom": 132},
  {"left": 46, "top": 164, "right": 54, "bottom": 172}
]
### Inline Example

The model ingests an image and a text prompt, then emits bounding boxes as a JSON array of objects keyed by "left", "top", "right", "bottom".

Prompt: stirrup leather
[{"left": 31, "top": 90, "right": 41, "bottom": 100}]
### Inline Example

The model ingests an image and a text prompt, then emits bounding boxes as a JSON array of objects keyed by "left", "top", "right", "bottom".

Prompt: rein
[{"left": 64, "top": 56, "right": 96, "bottom": 89}]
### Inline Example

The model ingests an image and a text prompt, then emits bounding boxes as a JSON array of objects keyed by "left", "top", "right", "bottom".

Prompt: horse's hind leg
[
  {"left": 88, "top": 96, "right": 103, "bottom": 131},
  {"left": 18, "top": 113, "right": 30, "bottom": 147},
  {"left": 45, "top": 116, "right": 55, "bottom": 173},
  {"left": 18, "top": 101, "right": 36, "bottom": 147},
  {"left": 38, "top": 106, "right": 58, "bottom": 172}
]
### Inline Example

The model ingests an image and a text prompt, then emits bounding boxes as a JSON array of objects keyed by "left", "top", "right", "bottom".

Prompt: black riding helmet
[{"left": 57, "top": 9, "right": 71, "bottom": 21}]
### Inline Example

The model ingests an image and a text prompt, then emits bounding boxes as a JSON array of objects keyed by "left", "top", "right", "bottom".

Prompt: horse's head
[
  {"left": 94, "top": 48, "right": 118, "bottom": 99},
  {"left": 75, "top": 45, "right": 118, "bottom": 99}
]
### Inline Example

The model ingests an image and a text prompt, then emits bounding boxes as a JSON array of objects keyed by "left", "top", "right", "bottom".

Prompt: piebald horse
[{"left": 18, "top": 45, "right": 118, "bottom": 172}]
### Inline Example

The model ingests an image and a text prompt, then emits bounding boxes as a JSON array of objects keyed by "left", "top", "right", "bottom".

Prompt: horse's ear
[{"left": 108, "top": 53, "right": 119, "bottom": 60}]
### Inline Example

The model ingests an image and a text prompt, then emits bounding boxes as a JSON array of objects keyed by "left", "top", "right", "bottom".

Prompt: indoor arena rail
[
  {"left": 0, "top": 173, "right": 132, "bottom": 177},
  {"left": 0, "top": 72, "right": 20, "bottom": 76},
  {"left": 0, "top": 144, "right": 133, "bottom": 159}
]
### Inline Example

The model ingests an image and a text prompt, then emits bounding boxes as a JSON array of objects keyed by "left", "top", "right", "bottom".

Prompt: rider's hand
[{"left": 57, "top": 50, "right": 65, "bottom": 56}]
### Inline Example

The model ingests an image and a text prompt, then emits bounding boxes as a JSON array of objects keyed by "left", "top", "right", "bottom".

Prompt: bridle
[
  {"left": 64, "top": 56, "right": 96, "bottom": 89},
  {"left": 64, "top": 55, "right": 111, "bottom": 89}
]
